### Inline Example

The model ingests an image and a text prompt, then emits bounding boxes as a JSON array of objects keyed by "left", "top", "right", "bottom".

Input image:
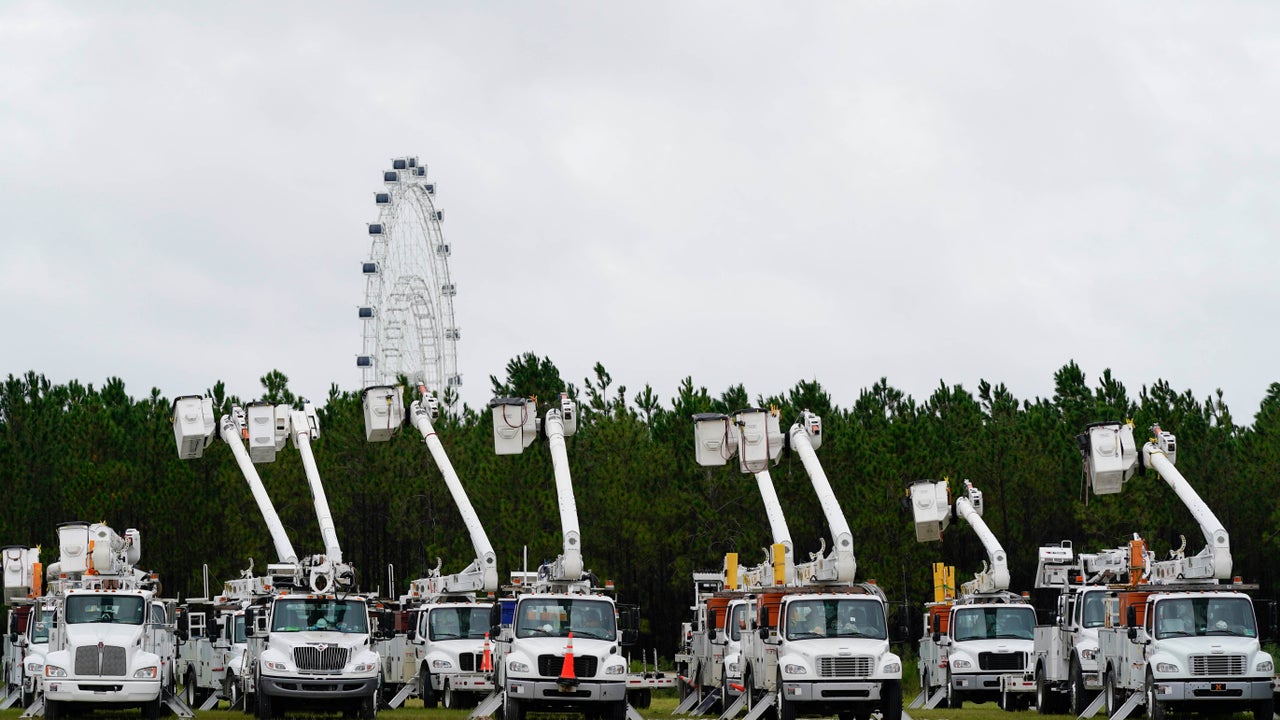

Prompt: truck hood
[{"left": 66, "top": 623, "right": 145, "bottom": 647}]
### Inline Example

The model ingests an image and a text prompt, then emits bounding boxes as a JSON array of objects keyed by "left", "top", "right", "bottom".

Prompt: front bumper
[
  {"left": 45, "top": 679, "right": 160, "bottom": 704},
  {"left": 432, "top": 671, "right": 493, "bottom": 693},
  {"left": 258, "top": 674, "right": 378, "bottom": 699},
  {"left": 504, "top": 678, "right": 626, "bottom": 704},
  {"left": 778, "top": 679, "right": 889, "bottom": 702},
  {"left": 1152, "top": 678, "right": 1272, "bottom": 703},
  {"left": 952, "top": 672, "right": 1027, "bottom": 693}
]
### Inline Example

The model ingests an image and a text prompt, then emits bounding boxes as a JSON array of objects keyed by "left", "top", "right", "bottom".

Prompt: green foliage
[{"left": 0, "top": 361, "right": 1277, "bottom": 666}]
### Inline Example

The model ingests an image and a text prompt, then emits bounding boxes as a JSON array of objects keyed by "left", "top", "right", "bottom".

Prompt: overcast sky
[{"left": 3, "top": 2, "right": 1278, "bottom": 425}]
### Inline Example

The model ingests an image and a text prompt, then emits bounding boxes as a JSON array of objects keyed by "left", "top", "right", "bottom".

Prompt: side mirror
[
  {"left": 891, "top": 624, "right": 909, "bottom": 644},
  {"left": 407, "top": 624, "right": 417, "bottom": 641},
  {"left": 378, "top": 610, "right": 395, "bottom": 638},
  {"left": 244, "top": 608, "right": 256, "bottom": 637},
  {"left": 621, "top": 629, "right": 638, "bottom": 646},
  {"left": 708, "top": 627, "right": 718, "bottom": 641},
  {"left": 490, "top": 625, "right": 501, "bottom": 639},
  {"left": 176, "top": 610, "right": 190, "bottom": 642},
  {"left": 931, "top": 631, "right": 940, "bottom": 643},
  {"left": 1126, "top": 605, "right": 1137, "bottom": 628},
  {"left": 758, "top": 626, "right": 769, "bottom": 640},
  {"left": 8, "top": 632, "right": 17, "bottom": 644},
  {"left": 1127, "top": 626, "right": 1138, "bottom": 642}
]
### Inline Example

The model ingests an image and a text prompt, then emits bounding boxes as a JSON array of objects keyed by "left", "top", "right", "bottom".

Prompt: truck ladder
[
  {"left": 690, "top": 689, "right": 721, "bottom": 716},
  {"left": 740, "top": 692, "right": 775, "bottom": 720},
  {"left": 672, "top": 690, "right": 702, "bottom": 714},
  {"left": 19, "top": 697, "right": 41, "bottom": 718},
  {"left": 1078, "top": 691, "right": 1106, "bottom": 719},
  {"left": 385, "top": 677, "right": 417, "bottom": 709},
  {"left": 198, "top": 691, "right": 221, "bottom": 711},
  {"left": 469, "top": 690, "right": 503, "bottom": 720},
  {"left": 163, "top": 688, "right": 196, "bottom": 718},
  {"left": 0, "top": 689, "right": 21, "bottom": 710},
  {"left": 923, "top": 686, "right": 947, "bottom": 709},
  {"left": 716, "top": 692, "right": 746, "bottom": 720},
  {"left": 626, "top": 704, "right": 646, "bottom": 720},
  {"left": 1106, "top": 692, "right": 1143, "bottom": 720}
]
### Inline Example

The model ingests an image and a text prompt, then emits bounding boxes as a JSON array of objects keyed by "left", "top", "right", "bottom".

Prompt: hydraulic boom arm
[{"left": 788, "top": 411, "right": 856, "bottom": 584}]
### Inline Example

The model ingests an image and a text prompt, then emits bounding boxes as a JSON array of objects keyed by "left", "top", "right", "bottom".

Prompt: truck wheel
[
  {"left": 1103, "top": 670, "right": 1119, "bottom": 718},
  {"left": 443, "top": 681, "right": 460, "bottom": 710},
  {"left": 1253, "top": 696, "right": 1274, "bottom": 720},
  {"left": 1144, "top": 672, "right": 1165, "bottom": 720},
  {"left": 143, "top": 693, "right": 164, "bottom": 720},
  {"left": 1070, "top": 660, "right": 1093, "bottom": 716},
  {"left": 359, "top": 689, "right": 378, "bottom": 720},
  {"left": 776, "top": 673, "right": 796, "bottom": 720},
  {"left": 882, "top": 680, "right": 903, "bottom": 720},
  {"left": 256, "top": 690, "right": 273, "bottom": 720},
  {"left": 44, "top": 700, "right": 61, "bottom": 720},
  {"left": 608, "top": 699, "right": 628, "bottom": 720},
  {"left": 945, "top": 671, "right": 963, "bottom": 709},
  {"left": 502, "top": 693, "right": 523, "bottom": 720},
  {"left": 1035, "top": 667, "right": 1051, "bottom": 714},
  {"left": 419, "top": 667, "right": 436, "bottom": 708}
]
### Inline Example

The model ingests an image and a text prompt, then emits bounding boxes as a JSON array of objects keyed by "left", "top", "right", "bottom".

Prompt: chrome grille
[
  {"left": 74, "top": 646, "right": 127, "bottom": 676},
  {"left": 978, "top": 652, "right": 1027, "bottom": 672},
  {"left": 293, "top": 646, "right": 350, "bottom": 672},
  {"left": 459, "top": 652, "right": 483, "bottom": 672},
  {"left": 1190, "top": 655, "right": 1246, "bottom": 676},
  {"left": 818, "top": 656, "right": 874, "bottom": 678}
]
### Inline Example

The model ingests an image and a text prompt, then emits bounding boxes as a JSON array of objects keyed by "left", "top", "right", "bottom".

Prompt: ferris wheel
[{"left": 358, "top": 156, "right": 461, "bottom": 396}]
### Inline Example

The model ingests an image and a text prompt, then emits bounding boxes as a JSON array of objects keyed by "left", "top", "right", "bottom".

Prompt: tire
[
  {"left": 225, "top": 672, "right": 240, "bottom": 710},
  {"left": 882, "top": 680, "right": 903, "bottom": 720},
  {"left": 1145, "top": 672, "right": 1165, "bottom": 720},
  {"left": 44, "top": 699, "right": 61, "bottom": 720},
  {"left": 777, "top": 673, "right": 796, "bottom": 720},
  {"left": 256, "top": 690, "right": 273, "bottom": 720},
  {"left": 443, "top": 681, "right": 461, "bottom": 710},
  {"left": 183, "top": 668, "right": 197, "bottom": 706},
  {"left": 1036, "top": 667, "right": 1052, "bottom": 715},
  {"left": 419, "top": 667, "right": 436, "bottom": 708},
  {"left": 1253, "top": 696, "right": 1275, "bottom": 720},
  {"left": 1070, "top": 659, "right": 1093, "bottom": 717},
  {"left": 1103, "top": 670, "right": 1119, "bottom": 719},
  {"left": 608, "top": 700, "right": 628, "bottom": 720},
  {"left": 503, "top": 693, "right": 523, "bottom": 720},
  {"left": 946, "top": 671, "right": 963, "bottom": 709},
  {"left": 143, "top": 692, "right": 164, "bottom": 720},
  {"left": 359, "top": 689, "right": 378, "bottom": 720}
]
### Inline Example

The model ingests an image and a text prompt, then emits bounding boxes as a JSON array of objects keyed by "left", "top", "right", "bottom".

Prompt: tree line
[{"left": 1, "top": 357, "right": 1278, "bottom": 660}]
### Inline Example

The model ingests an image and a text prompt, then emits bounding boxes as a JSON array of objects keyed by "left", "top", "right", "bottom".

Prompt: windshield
[
  {"left": 428, "top": 607, "right": 490, "bottom": 641},
  {"left": 65, "top": 595, "right": 146, "bottom": 625},
  {"left": 784, "top": 598, "right": 887, "bottom": 641},
  {"left": 271, "top": 598, "right": 368, "bottom": 634},
  {"left": 727, "top": 603, "right": 747, "bottom": 642},
  {"left": 30, "top": 610, "right": 53, "bottom": 643},
  {"left": 515, "top": 598, "right": 615, "bottom": 640},
  {"left": 952, "top": 605, "right": 1035, "bottom": 641},
  {"left": 1080, "top": 591, "right": 1106, "bottom": 629},
  {"left": 1154, "top": 596, "right": 1257, "bottom": 639}
]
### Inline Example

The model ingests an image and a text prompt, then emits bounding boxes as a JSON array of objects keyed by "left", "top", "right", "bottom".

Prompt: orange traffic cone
[
  {"left": 481, "top": 632, "right": 493, "bottom": 672},
  {"left": 559, "top": 632, "right": 576, "bottom": 681}
]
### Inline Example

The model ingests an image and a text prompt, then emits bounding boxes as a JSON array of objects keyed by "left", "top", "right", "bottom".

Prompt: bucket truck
[
  {"left": 3, "top": 545, "right": 44, "bottom": 709},
  {"left": 1077, "top": 422, "right": 1273, "bottom": 720},
  {"left": 480, "top": 395, "right": 640, "bottom": 720},
  {"left": 1028, "top": 540, "right": 1133, "bottom": 715},
  {"left": 34, "top": 522, "right": 178, "bottom": 720},
  {"left": 908, "top": 478, "right": 1036, "bottom": 710},
  {"left": 675, "top": 408, "right": 795, "bottom": 716},
  {"left": 360, "top": 385, "right": 497, "bottom": 709},
  {"left": 172, "top": 395, "right": 385, "bottom": 720},
  {"left": 726, "top": 411, "right": 903, "bottom": 720}
]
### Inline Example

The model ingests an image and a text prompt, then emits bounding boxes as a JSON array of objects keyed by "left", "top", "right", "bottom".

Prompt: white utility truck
[
  {"left": 728, "top": 410, "right": 904, "bottom": 720},
  {"left": 3, "top": 545, "right": 45, "bottom": 709},
  {"left": 1079, "top": 421, "right": 1273, "bottom": 720},
  {"left": 908, "top": 478, "right": 1036, "bottom": 710},
  {"left": 675, "top": 408, "right": 796, "bottom": 717},
  {"left": 173, "top": 396, "right": 385, "bottom": 720},
  {"left": 480, "top": 395, "right": 638, "bottom": 720},
  {"left": 37, "top": 522, "right": 178, "bottom": 720},
  {"left": 361, "top": 385, "right": 497, "bottom": 709},
  {"left": 1029, "top": 539, "right": 1132, "bottom": 716}
]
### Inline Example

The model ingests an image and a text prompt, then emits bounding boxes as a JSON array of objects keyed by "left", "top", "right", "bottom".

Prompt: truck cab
[
  {"left": 407, "top": 601, "right": 494, "bottom": 709},
  {"left": 1032, "top": 584, "right": 1112, "bottom": 714},
  {"left": 741, "top": 589, "right": 902, "bottom": 720},
  {"left": 921, "top": 596, "right": 1035, "bottom": 710},
  {"left": 245, "top": 593, "right": 382, "bottom": 719},
  {"left": 41, "top": 589, "right": 173, "bottom": 720},
  {"left": 493, "top": 592, "right": 631, "bottom": 720}
]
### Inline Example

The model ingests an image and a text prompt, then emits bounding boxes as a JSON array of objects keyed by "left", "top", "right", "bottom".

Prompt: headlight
[
  {"left": 883, "top": 662, "right": 901, "bottom": 674},
  {"left": 353, "top": 662, "right": 378, "bottom": 673},
  {"left": 508, "top": 660, "right": 530, "bottom": 673},
  {"left": 951, "top": 659, "right": 972, "bottom": 669},
  {"left": 605, "top": 665, "right": 627, "bottom": 675},
  {"left": 783, "top": 664, "right": 807, "bottom": 675},
  {"left": 25, "top": 662, "right": 42, "bottom": 674},
  {"left": 431, "top": 659, "right": 454, "bottom": 669},
  {"left": 45, "top": 666, "right": 67, "bottom": 678},
  {"left": 1257, "top": 660, "right": 1273, "bottom": 673},
  {"left": 133, "top": 666, "right": 158, "bottom": 679},
  {"left": 1080, "top": 649, "right": 1096, "bottom": 660},
  {"left": 1155, "top": 663, "right": 1179, "bottom": 673},
  {"left": 264, "top": 661, "right": 288, "bottom": 672}
]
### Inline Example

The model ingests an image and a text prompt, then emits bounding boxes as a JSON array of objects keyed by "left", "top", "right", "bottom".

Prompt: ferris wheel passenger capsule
[
  {"left": 375, "top": 193, "right": 390, "bottom": 204},
  {"left": 384, "top": 170, "right": 399, "bottom": 183},
  {"left": 368, "top": 223, "right": 383, "bottom": 235}
]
